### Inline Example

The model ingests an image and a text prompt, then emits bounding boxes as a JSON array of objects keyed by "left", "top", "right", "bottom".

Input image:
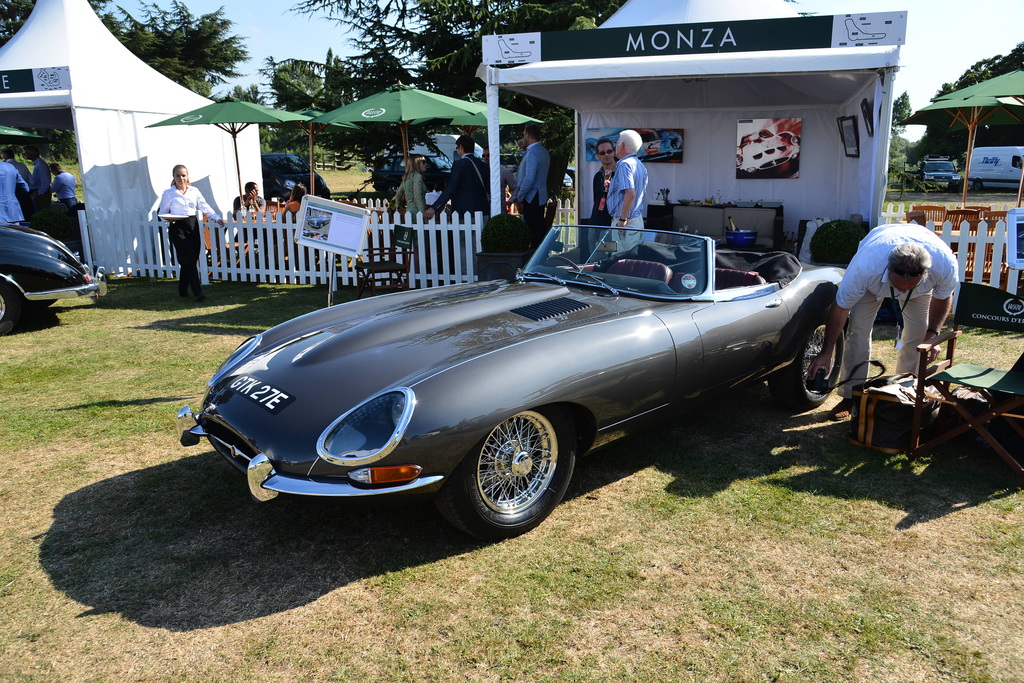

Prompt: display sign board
[
  {"left": 1008, "top": 208, "right": 1024, "bottom": 270},
  {"left": 294, "top": 196, "right": 370, "bottom": 258},
  {"left": 0, "top": 67, "right": 71, "bottom": 94},
  {"left": 482, "top": 12, "right": 906, "bottom": 65}
]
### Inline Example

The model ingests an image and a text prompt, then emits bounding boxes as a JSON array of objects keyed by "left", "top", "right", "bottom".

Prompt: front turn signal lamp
[{"left": 348, "top": 464, "right": 423, "bottom": 486}]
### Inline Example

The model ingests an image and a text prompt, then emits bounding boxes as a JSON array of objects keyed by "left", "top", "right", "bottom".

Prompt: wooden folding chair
[
  {"left": 354, "top": 224, "right": 416, "bottom": 298},
  {"left": 910, "top": 282, "right": 1024, "bottom": 485},
  {"left": 943, "top": 208, "right": 981, "bottom": 230}
]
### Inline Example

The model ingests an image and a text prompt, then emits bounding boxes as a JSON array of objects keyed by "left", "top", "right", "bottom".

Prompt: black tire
[
  {"left": 0, "top": 280, "right": 24, "bottom": 336},
  {"left": 972, "top": 179, "right": 984, "bottom": 191},
  {"left": 768, "top": 323, "right": 845, "bottom": 412},
  {"left": 435, "top": 406, "right": 576, "bottom": 540},
  {"left": 383, "top": 181, "right": 399, "bottom": 196}
]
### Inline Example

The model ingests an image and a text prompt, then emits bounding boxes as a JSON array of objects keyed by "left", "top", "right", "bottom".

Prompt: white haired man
[
  {"left": 606, "top": 129, "right": 649, "bottom": 251},
  {"left": 807, "top": 222, "right": 959, "bottom": 421}
]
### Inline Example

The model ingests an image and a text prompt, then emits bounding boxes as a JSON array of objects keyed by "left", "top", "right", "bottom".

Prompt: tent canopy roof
[
  {"left": 601, "top": 0, "right": 797, "bottom": 27},
  {"left": 489, "top": 46, "right": 899, "bottom": 111}
]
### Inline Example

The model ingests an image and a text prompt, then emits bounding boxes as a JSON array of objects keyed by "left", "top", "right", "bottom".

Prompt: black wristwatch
[{"left": 927, "top": 328, "right": 940, "bottom": 336}]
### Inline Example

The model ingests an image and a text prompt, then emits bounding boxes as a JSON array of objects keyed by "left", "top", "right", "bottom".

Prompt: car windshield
[
  {"left": 521, "top": 225, "right": 711, "bottom": 300},
  {"left": 924, "top": 161, "right": 956, "bottom": 172},
  {"left": 266, "top": 155, "right": 310, "bottom": 174}
]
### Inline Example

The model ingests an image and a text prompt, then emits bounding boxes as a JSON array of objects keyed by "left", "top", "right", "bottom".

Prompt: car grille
[
  {"left": 203, "top": 419, "right": 258, "bottom": 471},
  {"left": 511, "top": 297, "right": 591, "bottom": 321}
]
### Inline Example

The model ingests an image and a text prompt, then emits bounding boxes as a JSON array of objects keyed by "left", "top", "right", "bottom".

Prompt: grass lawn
[{"left": 1, "top": 277, "right": 1022, "bottom": 681}]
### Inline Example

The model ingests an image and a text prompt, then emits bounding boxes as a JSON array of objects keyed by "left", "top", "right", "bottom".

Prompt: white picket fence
[{"left": 80, "top": 199, "right": 578, "bottom": 289}]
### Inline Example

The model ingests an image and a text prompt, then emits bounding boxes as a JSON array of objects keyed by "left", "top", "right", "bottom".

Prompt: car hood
[{"left": 219, "top": 280, "right": 647, "bottom": 395}]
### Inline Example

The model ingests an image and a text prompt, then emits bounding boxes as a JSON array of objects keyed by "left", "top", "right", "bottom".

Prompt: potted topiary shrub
[
  {"left": 808, "top": 219, "right": 866, "bottom": 266},
  {"left": 476, "top": 213, "right": 532, "bottom": 281},
  {"left": 30, "top": 209, "right": 79, "bottom": 249}
]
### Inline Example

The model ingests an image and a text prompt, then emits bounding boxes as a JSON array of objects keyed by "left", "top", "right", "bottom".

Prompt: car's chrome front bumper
[
  {"left": 176, "top": 406, "right": 444, "bottom": 501},
  {"left": 24, "top": 266, "right": 107, "bottom": 301}
]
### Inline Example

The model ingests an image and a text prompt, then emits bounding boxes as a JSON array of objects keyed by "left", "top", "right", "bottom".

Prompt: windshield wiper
[{"left": 519, "top": 270, "right": 567, "bottom": 286}]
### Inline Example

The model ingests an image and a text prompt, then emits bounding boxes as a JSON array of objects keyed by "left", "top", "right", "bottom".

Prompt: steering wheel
[{"left": 545, "top": 254, "right": 582, "bottom": 270}]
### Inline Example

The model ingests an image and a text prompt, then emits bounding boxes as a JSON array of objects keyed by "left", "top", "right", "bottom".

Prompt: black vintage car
[
  {"left": 371, "top": 154, "right": 452, "bottom": 195},
  {"left": 261, "top": 153, "right": 332, "bottom": 201},
  {"left": 178, "top": 225, "right": 844, "bottom": 540},
  {"left": 0, "top": 222, "right": 107, "bottom": 335}
]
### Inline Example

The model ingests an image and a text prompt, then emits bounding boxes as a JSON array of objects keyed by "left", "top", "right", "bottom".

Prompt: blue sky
[{"left": 123, "top": 0, "right": 1024, "bottom": 141}]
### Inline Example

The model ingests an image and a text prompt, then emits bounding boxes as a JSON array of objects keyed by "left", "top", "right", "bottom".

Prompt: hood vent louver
[{"left": 511, "top": 297, "right": 590, "bottom": 321}]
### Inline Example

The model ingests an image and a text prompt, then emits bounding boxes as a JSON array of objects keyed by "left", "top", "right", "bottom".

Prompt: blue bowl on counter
[{"left": 725, "top": 230, "right": 758, "bottom": 248}]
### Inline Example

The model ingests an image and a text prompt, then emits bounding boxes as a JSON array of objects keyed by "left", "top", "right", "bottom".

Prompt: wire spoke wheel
[{"left": 476, "top": 411, "right": 557, "bottom": 514}]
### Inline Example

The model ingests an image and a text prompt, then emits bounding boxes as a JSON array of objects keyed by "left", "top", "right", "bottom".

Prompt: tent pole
[{"left": 486, "top": 71, "right": 501, "bottom": 219}]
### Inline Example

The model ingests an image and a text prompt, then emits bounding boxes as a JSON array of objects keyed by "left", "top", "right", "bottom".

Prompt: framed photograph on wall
[
  {"left": 584, "top": 127, "right": 684, "bottom": 163},
  {"left": 838, "top": 115, "right": 860, "bottom": 158},
  {"left": 736, "top": 118, "right": 802, "bottom": 179}
]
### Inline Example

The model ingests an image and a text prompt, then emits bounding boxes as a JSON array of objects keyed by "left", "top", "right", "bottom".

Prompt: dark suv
[
  {"left": 916, "top": 155, "right": 962, "bottom": 191},
  {"left": 371, "top": 154, "right": 452, "bottom": 195},
  {"left": 261, "top": 153, "right": 332, "bottom": 201}
]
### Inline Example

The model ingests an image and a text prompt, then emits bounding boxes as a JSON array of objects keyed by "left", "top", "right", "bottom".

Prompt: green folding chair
[{"left": 910, "top": 282, "right": 1024, "bottom": 485}]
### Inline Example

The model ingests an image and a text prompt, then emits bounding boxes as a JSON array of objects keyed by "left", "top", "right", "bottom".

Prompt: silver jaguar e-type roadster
[{"left": 177, "top": 225, "right": 844, "bottom": 539}]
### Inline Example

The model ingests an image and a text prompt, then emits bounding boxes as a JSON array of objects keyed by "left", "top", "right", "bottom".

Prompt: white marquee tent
[
  {"left": 482, "top": 0, "right": 902, "bottom": 235},
  {"left": 0, "top": 0, "right": 258, "bottom": 218}
]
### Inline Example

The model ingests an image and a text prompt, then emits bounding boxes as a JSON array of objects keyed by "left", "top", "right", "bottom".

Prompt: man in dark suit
[{"left": 425, "top": 135, "right": 489, "bottom": 222}]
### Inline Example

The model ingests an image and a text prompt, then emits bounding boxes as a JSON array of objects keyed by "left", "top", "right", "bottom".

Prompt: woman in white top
[{"left": 158, "top": 164, "right": 224, "bottom": 301}]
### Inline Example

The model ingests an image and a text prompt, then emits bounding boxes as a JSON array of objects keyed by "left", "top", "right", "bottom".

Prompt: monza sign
[{"left": 482, "top": 12, "right": 906, "bottom": 65}]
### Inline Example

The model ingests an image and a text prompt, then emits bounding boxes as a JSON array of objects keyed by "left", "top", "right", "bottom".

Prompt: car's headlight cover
[
  {"left": 317, "top": 388, "right": 415, "bottom": 466},
  {"left": 208, "top": 334, "right": 262, "bottom": 388}
]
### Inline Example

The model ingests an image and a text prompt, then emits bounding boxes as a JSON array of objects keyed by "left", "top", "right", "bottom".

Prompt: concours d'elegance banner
[{"left": 482, "top": 12, "right": 906, "bottom": 65}]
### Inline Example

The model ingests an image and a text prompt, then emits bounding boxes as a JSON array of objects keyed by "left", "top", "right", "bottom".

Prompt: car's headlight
[{"left": 317, "top": 388, "right": 415, "bottom": 466}]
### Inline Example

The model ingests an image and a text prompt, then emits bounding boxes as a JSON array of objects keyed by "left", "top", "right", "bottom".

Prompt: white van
[{"left": 967, "top": 146, "right": 1024, "bottom": 190}]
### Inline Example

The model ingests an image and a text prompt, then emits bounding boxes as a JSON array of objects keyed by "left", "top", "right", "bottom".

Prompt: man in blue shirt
[
  {"left": 606, "top": 129, "right": 649, "bottom": 251},
  {"left": 513, "top": 124, "right": 550, "bottom": 248}
]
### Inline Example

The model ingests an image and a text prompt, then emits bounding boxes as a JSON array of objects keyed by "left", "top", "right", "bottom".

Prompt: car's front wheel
[
  {"left": 0, "top": 280, "right": 24, "bottom": 335},
  {"left": 768, "top": 323, "right": 844, "bottom": 412},
  {"left": 435, "top": 407, "right": 576, "bottom": 540}
]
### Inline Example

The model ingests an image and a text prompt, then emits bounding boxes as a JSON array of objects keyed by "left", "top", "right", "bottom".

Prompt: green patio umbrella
[
  {"left": 930, "top": 70, "right": 1024, "bottom": 205},
  {"left": 0, "top": 124, "right": 45, "bottom": 145},
  {"left": 902, "top": 93, "right": 1024, "bottom": 205},
  {"left": 310, "top": 84, "right": 482, "bottom": 162},
  {"left": 148, "top": 97, "right": 309, "bottom": 207}
]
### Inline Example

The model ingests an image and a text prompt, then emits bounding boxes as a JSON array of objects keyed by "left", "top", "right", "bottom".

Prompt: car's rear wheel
[
  {"left": 972, "top": 179, "right": 984, "bottom": 191},
  {"left": 0, "top": 280, "right": 24, "bottom": 335},
  {"left": 768, "top": 323, "right": 844, "bottom": 412},
  {"left": 435, "top": 407, "right": 576, "bottom": 540}
]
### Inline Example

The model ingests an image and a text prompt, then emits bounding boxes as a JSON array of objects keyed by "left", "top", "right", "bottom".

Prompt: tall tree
[
  {"left": 108, "top": 1, "right": 248, "bottom": 97},
  {"left": 292, "top": 0, "right": 626, "bottom": 191}
]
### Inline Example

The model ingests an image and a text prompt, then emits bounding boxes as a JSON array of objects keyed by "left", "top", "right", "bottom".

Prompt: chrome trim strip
[
  {"left": 247, "top": 452, "right": 445, "bottom": 499},
  {"left": 24, "top": 275, "right": 106, "bottom": 301}
]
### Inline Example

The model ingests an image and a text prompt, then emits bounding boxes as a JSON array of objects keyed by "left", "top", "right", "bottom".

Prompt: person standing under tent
[
  {"left": 0, "top": 158, "right": 29, "bottom": 223},
  {"left": 22, "top": 145, "right": 51, "bottom": 212},
  {"left": 513, "top": 124, "right": 550, "bottom": 248},
  {"left": 158, "top": 164, "right": 224, "bottom": 302},
  {"left": 48, "top": 163, "right": 79, "bottom": 210},
  {"left": 424, "top": 135, "right": 489, "bottom": 221},
  {"left": 606, "top": 129, "right": 649, "bottom": 252},
  {"left": 1, "top": 148, "right": 33, "bottom": 219},
  {"left": 394, "top": 155, "right": 428, "bottom": 215}
]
